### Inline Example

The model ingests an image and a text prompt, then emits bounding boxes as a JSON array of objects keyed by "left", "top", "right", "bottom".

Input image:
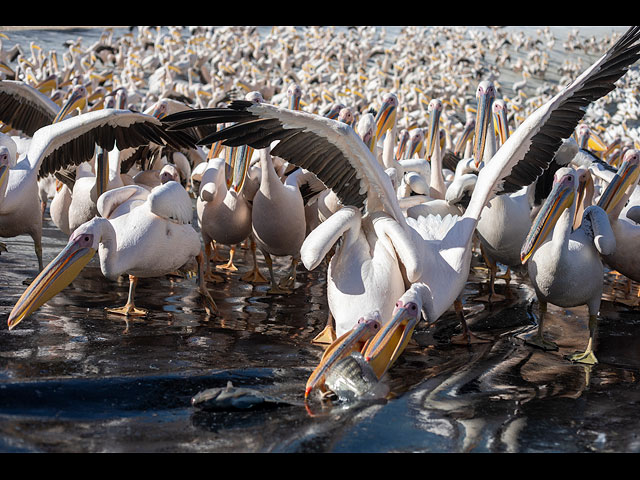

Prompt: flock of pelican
[{"left": 2, "top": 26, "right": 640, "bottom": 402}]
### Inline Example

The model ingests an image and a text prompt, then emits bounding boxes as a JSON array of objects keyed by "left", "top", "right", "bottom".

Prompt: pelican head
[
  {"left": 521, "top": 167, "right": 578, "bottom": 264},
  {"left": 160, "top": 164, "right": 181, "bottom": 184},
  {"left": 472, "top": 80, "right": 496, "bottom": 167},
  {"left": 596, "top": 149, "right": 640, "bottom": 214},
  {"left": 426, "top": 99, "right": 442, "bottom": 159},
  {"left": 375, "top": 92, "right": 398, "bottom": 140},
  {"left": 149, "top": 98, "right": 169, "bottom": 119},
  {"left": 305, "top": 312, "right": 382, "bottom": 399},
  {"left": 338, "top": 107, "right": 355, "bottom": 127},
  {"left": 362, "top": 285, "right": 425, "bottom": 379},
  {"left": 407, "top": 128, "right": 425, "bottom": 159},
  {"left": 52, "top": 84, "right": 87, "bottom": 123},
  {"left": 245, "top": 90, "right": 264, "bottom": 104},
  {"left": 323, "top": 102, "right": 345, "bottom": 120},
  {"left": 357, "top": 113, "right": 377, "bottom": 152},
  {"left": 8, "top": 220, "right": 102, "bottom": 330}
]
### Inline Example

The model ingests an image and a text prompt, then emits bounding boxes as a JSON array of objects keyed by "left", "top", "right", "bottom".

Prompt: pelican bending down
[
  {"left": 8, "top": 181, "right": 217, "bottom": 330},
  {"left": 519, "top": 167, "right": 616, "bottom": 364}
]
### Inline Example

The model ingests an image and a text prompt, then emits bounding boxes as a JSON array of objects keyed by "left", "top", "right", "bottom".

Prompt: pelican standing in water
[
  {"left": 8, "top": 180, "right": 217, "bottom": 329},
  {"left": 519, "top": 167, "right": 616, "bottom": 364}
]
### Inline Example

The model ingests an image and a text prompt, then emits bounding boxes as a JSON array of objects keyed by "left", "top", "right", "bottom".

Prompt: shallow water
[{"left": 1, "top": 202, "right": 640, "bottom": 453}]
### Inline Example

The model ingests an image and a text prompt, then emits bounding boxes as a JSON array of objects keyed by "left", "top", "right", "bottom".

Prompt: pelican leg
[
  {"left": 497, "top": 267, "right": 514, "bottom": 298},
  {"left": 241, "top": 235, "right": 268, "bottom": 283},
  {"left": 278, "top": 255, "right": 298, "bottom": 290},
  {"left": 203, "top": 242, "right": 224, "bottom": 283},
  {"left": 565, "top": 314, "right": 598, "bottom": 365},
  {"left": 197, "top": 251, "right": 218, "bottom": 316},
  {"left": 0, "top": 241, "right": 6, "bottom": 254},
  {"left": 217, "top": 245, "right": 239, "bottom": 272},
  {"left": 210, "top": 241, "right": 226, "bottom": 262},
  {"left": 450, "top": 299, "right": 491, "bottom": 345},
  {"left": 523, "top": 300, "right": 558, "bottom": 351},
  {"left": 475, "top": 246, "right": 506, "bottom": 303},
  {"left": 263, "top": 251, "right": 291, "bottom": 295},
  {"left": 22, "top": 234, "right": 44, "bottom": 286},
  {"left": 312, "top": 311, "right": 337, "bottom": 345},
  {"left": 106, "top": 275, "right": 148, "bottom": 317}
]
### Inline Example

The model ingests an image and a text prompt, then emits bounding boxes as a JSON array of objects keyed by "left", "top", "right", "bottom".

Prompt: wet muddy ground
[{"left": 2, "top": 202, "right": 640, "bottom": 453}]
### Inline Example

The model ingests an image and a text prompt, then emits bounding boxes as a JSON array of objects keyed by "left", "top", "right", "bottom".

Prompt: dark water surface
[{"left": 2, "top": 202, "right": 640, "bottom": 453}]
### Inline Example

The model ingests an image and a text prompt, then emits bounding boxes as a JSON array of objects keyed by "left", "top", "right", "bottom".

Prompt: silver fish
[
  {"left": 324, "top": 352, "right": 389, "bottom": 402},
  {"left": 191, "top": 381, "right": 291, "bottom": 411}
]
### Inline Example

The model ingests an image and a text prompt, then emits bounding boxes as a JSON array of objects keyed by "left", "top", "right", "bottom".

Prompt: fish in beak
[
  {"left": 472, "top": 81, "right": 496, "bottom": 168},
  {"left": 52, "top": 85, "right": 87, "bottom": 123},
  {"left": 362, "top": 299, "right": 421, "bottom": 379},
  {"left": 7, "top": 230, "right": 98, "bottom": 330},
  {"left": 305, "top": 312, "right": 382, "bottom": 399},
  {"left": 596, "top": 150, "right": 640, "bottom": 214},
  {"left": 521, "top": 170, "right": 576, "bottom": 264},
  {"left": 375, "top": 93, "right": 398, "bottom": 141},
  {"left": 426, "top": 99, "right": 442, "bottom": 160}
]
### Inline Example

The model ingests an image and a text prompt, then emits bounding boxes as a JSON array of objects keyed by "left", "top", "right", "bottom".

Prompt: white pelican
[
  {"left": 593, "top": 150, "right": 640, "bottom": 293},
  {"left": 0, "top": 108, "right": 191, "bottom": 275},
  {"left": 162, "top": 25, "right": 640, "bottom": 379},
  {"left": 8, "top": 180, "right": 217, "bottom": 330},
  {"left": 519, "top": 167, "right": 616, "bottom": 365}
]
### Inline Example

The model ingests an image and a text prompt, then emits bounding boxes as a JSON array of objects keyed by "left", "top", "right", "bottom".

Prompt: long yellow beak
[
  {"left": 426, "top": 101, "right": 442, "bottom": 160},
  {"left": 375, "top": 95, "right": 397, "bottom": 140},
  {"left": 52, "top": 86, "right": 87, "bottom": 124},
  {"left": 231, "top": 144, "right": 253, "bottom": 193},
  {"left": 8, "top": 239, "right": 96, "bottom": 330},
  {"left": 597, "top": 155, "right": 640, "bottom": 214},
  {"left": 521, "top": 177, "right": 575, "bottom": 264},
  {"left": 362, "top": 302, "right": 420, "bottom": 379},
  {"left": 305, "top": 313, "right": 382, "bottom": 399},
  {"left": 0, "top": 164, "right": 9, "bottom": 192},
  {"left": 395, "top": 129, "right": 409, "bottom": 161},
  {"left": 473, "top": 87, "right": 495, "bottom": 167},
  {"left": 453, "top": 119, "right": 475, "bottom": 156}
]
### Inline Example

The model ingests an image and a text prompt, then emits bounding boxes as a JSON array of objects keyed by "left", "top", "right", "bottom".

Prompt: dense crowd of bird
[{"left": 1, "top": 25, "right": 640, "bottom": 402}]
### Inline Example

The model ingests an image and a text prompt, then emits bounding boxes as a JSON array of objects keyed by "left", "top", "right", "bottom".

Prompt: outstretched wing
[
  {"left": 495, "top": 26, "right": 640, "bottom": 196},
  {"left": 466, "top": 26, "right": 640, "bottom": 220},
  {"left": 26, "top": 108, "right": 196, "bottom": 179},
  {"left": 163, "top": 101, "right": 406, "bottom": 224},
  {"left": 0, "top": 79, "right": 60, "bottom": 136}
]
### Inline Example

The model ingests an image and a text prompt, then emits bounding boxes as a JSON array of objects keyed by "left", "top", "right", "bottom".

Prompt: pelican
[
  {"left": 594, "top": 150, "right": 640, "bottom": 296},
  {"left": 8, "top": 180, "right": 217, "bottom": 330},
  {"left": 163, "top": 25, "right": 640, "bottom": 380},
  {"left": 519, "top": 167, "right": 616, "bottom": 365}
]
